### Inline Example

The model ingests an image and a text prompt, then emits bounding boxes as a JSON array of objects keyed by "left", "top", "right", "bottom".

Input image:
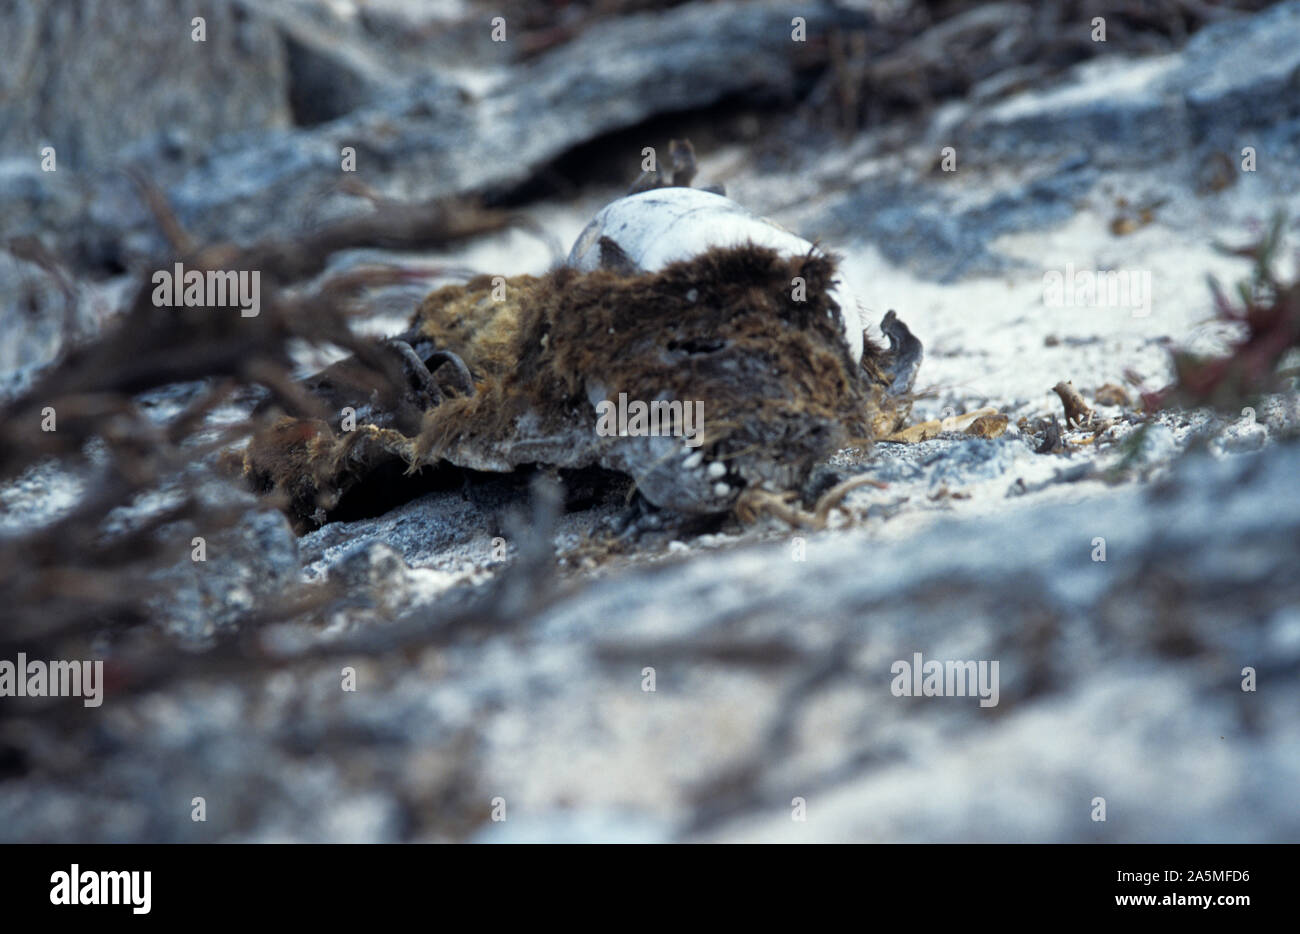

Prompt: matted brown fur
[
  {"left": 243, "top": 244, "right": 910, "bottom": 525},
  {"left": 412, "top": 245, "right": 890, "bottom": 464}
]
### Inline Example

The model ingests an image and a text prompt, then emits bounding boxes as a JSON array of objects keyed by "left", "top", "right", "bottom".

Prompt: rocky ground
[{"left": 1, "top": 0, "right": 1298, "bottom": 841}]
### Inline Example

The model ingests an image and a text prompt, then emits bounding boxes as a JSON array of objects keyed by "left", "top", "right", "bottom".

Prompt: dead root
[
  {"left": 882, "top": 406, "right": 1006, "bottom": 443},
  {"left": 735, "top": 473, "right": 888, "bottom": 530}
]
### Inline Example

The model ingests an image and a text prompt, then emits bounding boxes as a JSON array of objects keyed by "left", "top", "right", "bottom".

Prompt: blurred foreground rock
[{"left": 2, "top": 443, "right": 1296, "bottom": 842}]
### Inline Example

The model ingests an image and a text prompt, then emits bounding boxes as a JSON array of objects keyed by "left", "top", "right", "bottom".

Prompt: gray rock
[
  {"left": 1173, "top": 0, "right": 1300, "bottom": 141},
  {"left": 135, "top": 474, "right": 300, "bottom": 644},
  {"left": 0, "top": 1, "right": 866, "bottom": 255},
  {"left": 966, "top": 1, "right": 1300, "bottom": 160},
  {"left": 179, "top": 0, "right": 857, "bottom": 242},
  {"left": 0, "top": 0, "right": 291, "bottom": 168},
  {"left": 808, "top": 0, "right": 1300, "bottom": 280}
]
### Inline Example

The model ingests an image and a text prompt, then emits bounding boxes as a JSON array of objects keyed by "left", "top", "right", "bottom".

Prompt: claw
[
  {"left": 879, "top": 310, "right": 923, "bottom": 397},
  {"left": 425, "top": 349, "right": 476, "bottom": 397},
  {"left": 387, "top": 338, "right": 442, "bottom": 406}
]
